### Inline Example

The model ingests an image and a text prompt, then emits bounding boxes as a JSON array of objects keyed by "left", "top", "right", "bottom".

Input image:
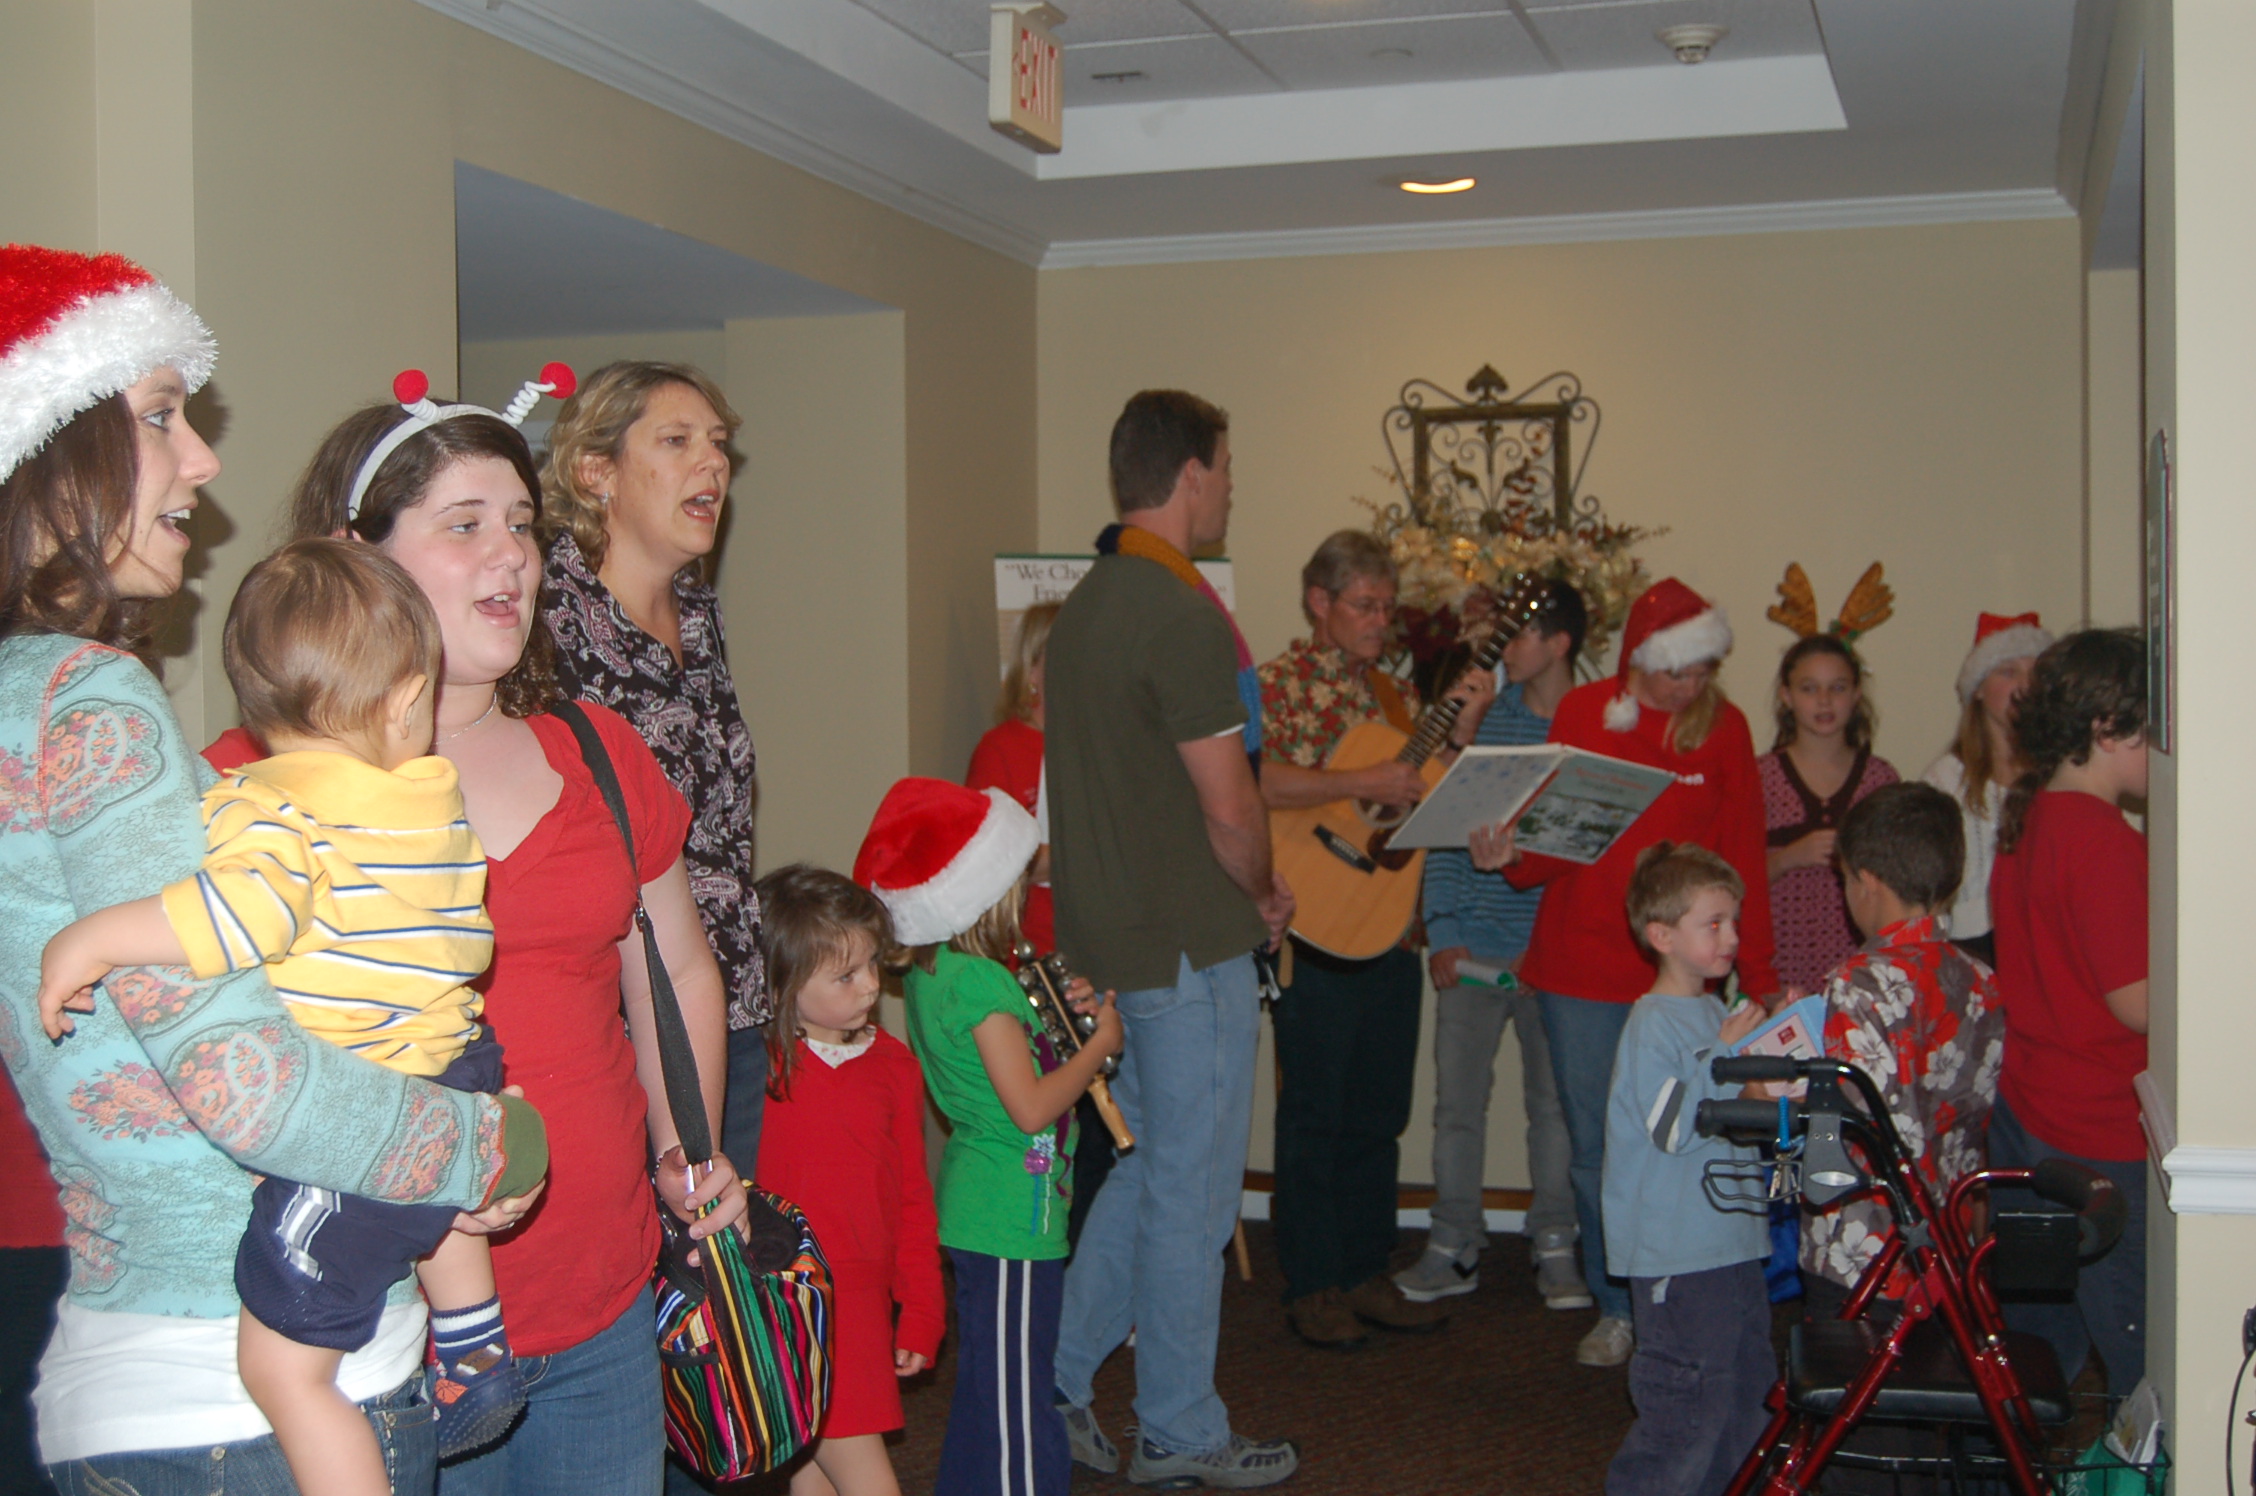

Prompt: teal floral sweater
[{"left": 0, "top": 638, "right": 515, "bottom": 1318}]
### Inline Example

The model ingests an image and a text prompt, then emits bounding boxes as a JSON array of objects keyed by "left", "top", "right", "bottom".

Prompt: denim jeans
[
  {"left": 1539, "top": 990, "right": 1634, "bottom": 1321},
  {"left": 1270, "top": 944, "right": 1422, "bottom": 1302},
  {"left": 49, "top": 1372, "right": 435, "bottom": 1496},
  {"left": 1054, "top": 953, "right": 1259, "bottom": 1457},
  {"left": 2, "top": 1246, "right": 65, "bottom": 1496},
  {"left": 1986, "top": 1097, "right": 2149, "bottom": 1398},
  {"left": 1606, "top": 1261, "right": 1775, "bottom": 1496},
  {"left": 1428, "top": 985, "right": 1575, "bottom": 1255},
  {"left": 440, "top": 1287, "right": 662, "bottom": 1496}
]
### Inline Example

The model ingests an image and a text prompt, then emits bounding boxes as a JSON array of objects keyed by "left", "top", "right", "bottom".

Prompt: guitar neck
[{"left": 1396, "top": 615, "right": 1527, "bottom": 768}]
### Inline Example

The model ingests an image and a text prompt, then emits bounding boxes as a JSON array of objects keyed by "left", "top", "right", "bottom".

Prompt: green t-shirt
[
  {"left": 904, "top": 945, "right": 1076, "bottom": 1260},
  {"left": 1046, "top": 553, "right": 1267, "bottom": 992}
]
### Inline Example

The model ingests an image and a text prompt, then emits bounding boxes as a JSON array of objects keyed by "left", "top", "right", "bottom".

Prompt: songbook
[
  {"left": 1722, "top": 993, "right": 1830, "bottom": 1060},
  {"left": 1385, "top": 744, "right": 1676, "bottom": 863}
]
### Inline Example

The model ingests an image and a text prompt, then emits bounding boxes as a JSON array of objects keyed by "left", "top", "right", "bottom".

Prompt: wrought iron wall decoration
[{"left": 1380, "top": 364, "right": 1605, "bottom": 537}]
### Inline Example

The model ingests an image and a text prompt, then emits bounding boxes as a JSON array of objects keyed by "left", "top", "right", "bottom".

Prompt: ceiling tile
[
  {"left": 1197, "top": 0, "right": 1517, "bottom": 26},
  {"left": 1523, "top": 0, "right": 1823, "bottom": 71},
  {"left": 1232, "top": 15, "right": 1551, "bottom": 91},
  {"left": 859, "top": 0, "right": 1213, "bottom": 56}
]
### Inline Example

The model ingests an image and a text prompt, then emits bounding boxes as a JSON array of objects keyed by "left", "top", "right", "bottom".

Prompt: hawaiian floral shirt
[
  {"left": 1256, "top": 637, "right": 1420, "bottom": 769},
  {"left": 543, "top": 541, "right": 768, "bottom": 1029},
  {"left": 1801, "top": 915, "right": 2003, "bottom": 1291}
]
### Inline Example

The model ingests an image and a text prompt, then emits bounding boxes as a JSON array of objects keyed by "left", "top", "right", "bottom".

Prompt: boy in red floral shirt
[{"left": 1799, "top": 782, "right": 2004, "bottom": 1315}]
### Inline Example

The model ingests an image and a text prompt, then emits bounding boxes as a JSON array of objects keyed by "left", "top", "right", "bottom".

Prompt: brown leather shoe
[
  {"left": 1286, "top": 1287, "right": 1368, "bottom": 1349},
  {"left": 1347, "top": 1273, "right": 1451, "bottom": 1332}
]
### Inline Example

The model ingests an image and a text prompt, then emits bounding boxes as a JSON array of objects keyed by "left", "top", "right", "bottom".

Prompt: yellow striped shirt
[{"left": 160, "top": 750, "right": 492, "bottom": 1077}]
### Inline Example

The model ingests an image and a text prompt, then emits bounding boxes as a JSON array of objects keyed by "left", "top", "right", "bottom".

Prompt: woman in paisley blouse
[{"left": 537, "top": 362, "right": 769, "bottom": 1163}]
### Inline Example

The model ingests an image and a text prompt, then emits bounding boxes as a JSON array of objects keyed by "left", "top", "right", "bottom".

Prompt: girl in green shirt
[{"left": 854, "top": 778, "right": 1120, "bottom": 1496}]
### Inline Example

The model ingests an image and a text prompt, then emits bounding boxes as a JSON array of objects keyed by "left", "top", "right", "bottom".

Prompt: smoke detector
[{"left": 1657, "top": 24, "right": 1726, "bottom": 63}]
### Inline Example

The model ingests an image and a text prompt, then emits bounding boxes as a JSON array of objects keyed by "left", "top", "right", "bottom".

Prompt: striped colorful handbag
[
  {"left": 556, "top": 702, "right": 834, "bottom": 1481},
  {"left": 654, "top": 1188, "right": 833, "bottom": 1478}
]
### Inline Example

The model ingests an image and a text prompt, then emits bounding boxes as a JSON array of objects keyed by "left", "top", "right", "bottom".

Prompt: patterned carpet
[{"left": 883, "top": 1222, "right": 1644, "bottom": 1495}]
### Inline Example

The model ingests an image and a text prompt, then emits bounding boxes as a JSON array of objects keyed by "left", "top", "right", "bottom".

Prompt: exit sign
[{"left": 989, "top": 4, "right": 1064, "bottom": 155}]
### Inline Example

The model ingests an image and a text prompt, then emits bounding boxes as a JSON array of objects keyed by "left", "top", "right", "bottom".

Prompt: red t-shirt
[
  {"left": 208, "top": 706, "right": 693, "bottom": 1354},
  {"left": 1510, "top": 680, "right": 1780, "bottom": 1003},
  {"left": 0, "top": 1067, "right": 65, "bottom": 1249},
  {"left": 1990, "top": 791, "right": 2148, "bottom": 1161},
  {"left": 965, "top": 719, "right": 1054, "bottom": 955}
]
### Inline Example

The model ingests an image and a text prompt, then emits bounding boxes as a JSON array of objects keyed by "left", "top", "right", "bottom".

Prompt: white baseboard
[{"left": 1238, "top": 1189, "right": 1527, "bottom": 1235}]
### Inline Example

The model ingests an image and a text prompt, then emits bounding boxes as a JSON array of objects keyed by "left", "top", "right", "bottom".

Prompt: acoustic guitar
[{"left": 1271, "top": 576, "right": 1549, "bottom": 960}]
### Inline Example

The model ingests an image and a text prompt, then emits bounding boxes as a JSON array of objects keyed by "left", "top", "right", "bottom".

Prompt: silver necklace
[{"left": 440, "top": 696, "right": 499, "bottom": 743}]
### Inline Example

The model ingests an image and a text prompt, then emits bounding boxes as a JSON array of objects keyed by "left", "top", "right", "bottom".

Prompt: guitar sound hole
[{"left": 1366, "top": 827, "right": 1415, "bottom": 873}]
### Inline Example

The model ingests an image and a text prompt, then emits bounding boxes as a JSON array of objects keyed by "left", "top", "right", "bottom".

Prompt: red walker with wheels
[{"left": 1696, "top": 1054, "right": 2129, "bottom": 1496}]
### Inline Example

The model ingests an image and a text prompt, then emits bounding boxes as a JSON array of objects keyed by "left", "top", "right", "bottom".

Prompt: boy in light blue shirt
[{"left": 1600, "top": 842, "right": 1775, "bottom": 1496}]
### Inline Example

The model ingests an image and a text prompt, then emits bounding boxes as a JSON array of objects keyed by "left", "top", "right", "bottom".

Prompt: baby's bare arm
[{"left": 37, "top": 897, "right": 190, "bottom": 1038}]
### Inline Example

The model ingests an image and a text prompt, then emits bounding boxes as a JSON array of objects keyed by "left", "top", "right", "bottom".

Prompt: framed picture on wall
[{"left": 2143, "top": 428, "right": 2173, "bottom": 755}]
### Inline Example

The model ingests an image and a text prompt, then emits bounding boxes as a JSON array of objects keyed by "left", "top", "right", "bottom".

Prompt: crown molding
[
  {"left": 1041, "top": 189, "right": 2074, "bottom": 270},
  {"left": 416, "top": 0, "right": 1050, "bottom": 267}
]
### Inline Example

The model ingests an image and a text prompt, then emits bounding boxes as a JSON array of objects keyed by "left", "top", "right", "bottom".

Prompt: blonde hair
[
  {"left": 911, "top": 868, "right": 1031, "bottom": 975},
  {"left": 1667, "top": 676, "right": 1726, "bottom": 755},
  {"left": 539, "top": 361, "right": 740, "bottom": 572},
  {"left": 997, "top": 602, "right": 1060, "bottom": 727},
  {"left": 224, "top": 538, "right": 441, "bottom": 743},
  {"left": 1950, "top": 694, "right": 2015, "bottom": 815},
  {"left": 1626, "top": 841, "right": 1744, "bottom": 956}
]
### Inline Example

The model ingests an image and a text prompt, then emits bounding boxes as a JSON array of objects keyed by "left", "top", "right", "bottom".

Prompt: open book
[{"left": 1386, "top": 744, "right": 1676, "bottom": 863}]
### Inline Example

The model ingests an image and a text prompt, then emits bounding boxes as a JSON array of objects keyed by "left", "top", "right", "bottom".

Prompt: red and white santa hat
[
  {"left": 0, "top": 245, "right": 216, "bottom": 482},
  {"left": 853, "top": 777, "right": 1039, "bottom": 947},
  {"left": 1604, "top": 577, "right": 1735, "bottom": 731},
  {"left": 1955, "top": 611, "right": 2052, "bottom": 704}
]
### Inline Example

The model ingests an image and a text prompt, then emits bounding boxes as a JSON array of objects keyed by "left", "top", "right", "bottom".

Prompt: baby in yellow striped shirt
[{"left": 37, "top": 538, "right": 545, "bottom": 1489}]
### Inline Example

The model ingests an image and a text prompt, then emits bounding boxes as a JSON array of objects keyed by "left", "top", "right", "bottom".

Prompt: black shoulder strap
[{"left": 551, "top": 700, "right": 714, "bottom": 1166}]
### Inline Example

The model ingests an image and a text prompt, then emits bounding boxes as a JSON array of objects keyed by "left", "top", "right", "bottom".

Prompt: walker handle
[
  {"left": 1712, "top": 1055, "right": 1800, "bottom": 1084},
  {"left": 1695, "top": 1098, "right": 1793, "bottom": 1138}
]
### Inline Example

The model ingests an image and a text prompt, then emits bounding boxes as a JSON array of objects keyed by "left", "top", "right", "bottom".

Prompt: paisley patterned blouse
[{"left": 542, "top": 540, "right": 768, "bottom": 1029}]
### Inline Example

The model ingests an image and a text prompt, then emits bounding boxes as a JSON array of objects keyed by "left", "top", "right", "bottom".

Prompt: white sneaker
[
  {"left": 1575, "top": 1314, "right": 1635, "bottom": 1367},
  {"left": 1532, "top": 1228, "right": 1595, "bottom": 1310},
  {"left": 1392, "top": 1243, "right": 1479, "bottom": 1302}
]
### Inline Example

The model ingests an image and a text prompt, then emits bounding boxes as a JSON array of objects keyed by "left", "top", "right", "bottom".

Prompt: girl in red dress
[{"left": 753, "top": 865, "right": 944, "bottom": 1496}]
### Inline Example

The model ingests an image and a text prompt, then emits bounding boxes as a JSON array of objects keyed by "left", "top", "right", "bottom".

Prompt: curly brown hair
[
  {"left": 0, "top": 396, "right": 158, "bottom": 665},
  {"left": 286, "top": 404, "right": 559, "bottom": 718},
  {"left": 538, "top": 362, "right": 740, "bottom": 573},
  {"left": 1997, "top": 629, "right": 2145, "bottom": 854}
]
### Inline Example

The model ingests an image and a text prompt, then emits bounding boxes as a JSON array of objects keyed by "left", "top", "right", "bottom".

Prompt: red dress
[
  {"left": 211, "top": 705, "right": 693, "bottom": 1356},
  {"left": 966, "top": 718, "right": 1054, "bottom": 954},
  {"left": 1760, "top": 748, "right": 1899, "bottom": 992},
  {"left": 756, "top": 1031, "right": 943, "bottom": 1437},
  {"left": 1511, "top": 681, "right": 1780, "bottom": 1001}
]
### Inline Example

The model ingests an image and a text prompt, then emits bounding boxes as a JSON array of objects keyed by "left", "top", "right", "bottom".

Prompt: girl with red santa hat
[{"left": 1478, "top": 577, "right": 1779, "bottom": 1370}]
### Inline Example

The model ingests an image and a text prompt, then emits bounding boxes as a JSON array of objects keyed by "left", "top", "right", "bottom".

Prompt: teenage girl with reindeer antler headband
[{"left": 1759, "top": 563, "right": 1902, "bottom": 990}]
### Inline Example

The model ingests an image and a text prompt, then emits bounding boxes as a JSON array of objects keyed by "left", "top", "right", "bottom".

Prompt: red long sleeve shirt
[{"left": 1510, "top": 679, "right": 1780, "bottom": 1003}]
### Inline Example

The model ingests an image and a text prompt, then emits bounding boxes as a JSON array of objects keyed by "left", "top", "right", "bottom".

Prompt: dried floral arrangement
[{"left": 1358, "top": 473, "right": 1659, "bottom": 675}]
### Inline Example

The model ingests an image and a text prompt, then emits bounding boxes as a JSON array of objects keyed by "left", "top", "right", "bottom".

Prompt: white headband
[{"left": 345, "top": 363, "right": 575, "bottom": 523}]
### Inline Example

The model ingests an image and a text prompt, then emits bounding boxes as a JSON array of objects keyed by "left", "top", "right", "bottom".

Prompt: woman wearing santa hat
[
  {"left": 1920, "top": 612, "right": 2053, "bottom": 966},
  {"left": 1486, "top": 577, "right": 1779, "bottom": 1369},
  {"left": 0, "top": 246, "right": 524, "bottom": 1488}
]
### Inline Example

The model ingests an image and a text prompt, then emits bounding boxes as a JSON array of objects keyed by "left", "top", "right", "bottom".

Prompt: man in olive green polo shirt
[{"left": 1046, "top": 390, "right": 1298, "bottom": 1490}]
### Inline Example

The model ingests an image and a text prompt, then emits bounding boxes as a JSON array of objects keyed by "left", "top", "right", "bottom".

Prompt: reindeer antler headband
[
  {"left": 345, "top": 362, "right": 576, "bottom": 523},
  {"left": 1767, "top": 562, "right": 1894, "bottom": 645}
]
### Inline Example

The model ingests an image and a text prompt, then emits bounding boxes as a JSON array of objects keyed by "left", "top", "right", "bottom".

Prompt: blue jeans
[
  {"left": 1607, "top": 1261, "right": 1775, "bottom": 1496},
  {"left": 1986, "top": 1098, "right": 2149, "bottom": 1399},
  {"left": 440, "top": 1287, "right": 662, "bottom": 1496},
  {"left": 1054, "top": 953, "right": 1259, "bottom": 1457},
  {"left": 49, "top": 1371, "right": 435, "bottom": 1495},
  {"left": 1539, "top": 990, "right": 1634, "bottom": 1322}
]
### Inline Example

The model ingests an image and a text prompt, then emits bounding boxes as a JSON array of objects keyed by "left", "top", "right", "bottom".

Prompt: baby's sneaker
[{"left": 431, "top": 1297, "right": 526, "bottom": 1458}]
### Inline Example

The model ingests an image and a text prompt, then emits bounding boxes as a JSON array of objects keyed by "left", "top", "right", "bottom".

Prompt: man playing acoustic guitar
[{"left": 1257, "top": 530, "right": 1494, "bottom": 1348}]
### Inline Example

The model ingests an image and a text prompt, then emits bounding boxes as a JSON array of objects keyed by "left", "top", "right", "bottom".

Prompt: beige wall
[
  {"left": 2144, "top": 4, "right": 2256, "bottom": 1490},
  {"left": 1039, "top": 219, "right": 2094, "bottom": 1179},
  {"left": 9, "top": 0, "right": 1037, "bottom": 795},
  {"left": 458, "top": 331, "right": 729, "bottom": 414},
  {"left": 2086, "top": 268, "right": 2144, "bottom": 629}
]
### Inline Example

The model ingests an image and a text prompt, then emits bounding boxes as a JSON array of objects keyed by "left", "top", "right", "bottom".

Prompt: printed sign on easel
[{"left": 994, "top": 554, "right": 1236, "bottom": 678}]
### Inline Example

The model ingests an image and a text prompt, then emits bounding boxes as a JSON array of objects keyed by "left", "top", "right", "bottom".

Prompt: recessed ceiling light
[{"left": 1400, "top": 177, "right": 1475, "bottom": 194}]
